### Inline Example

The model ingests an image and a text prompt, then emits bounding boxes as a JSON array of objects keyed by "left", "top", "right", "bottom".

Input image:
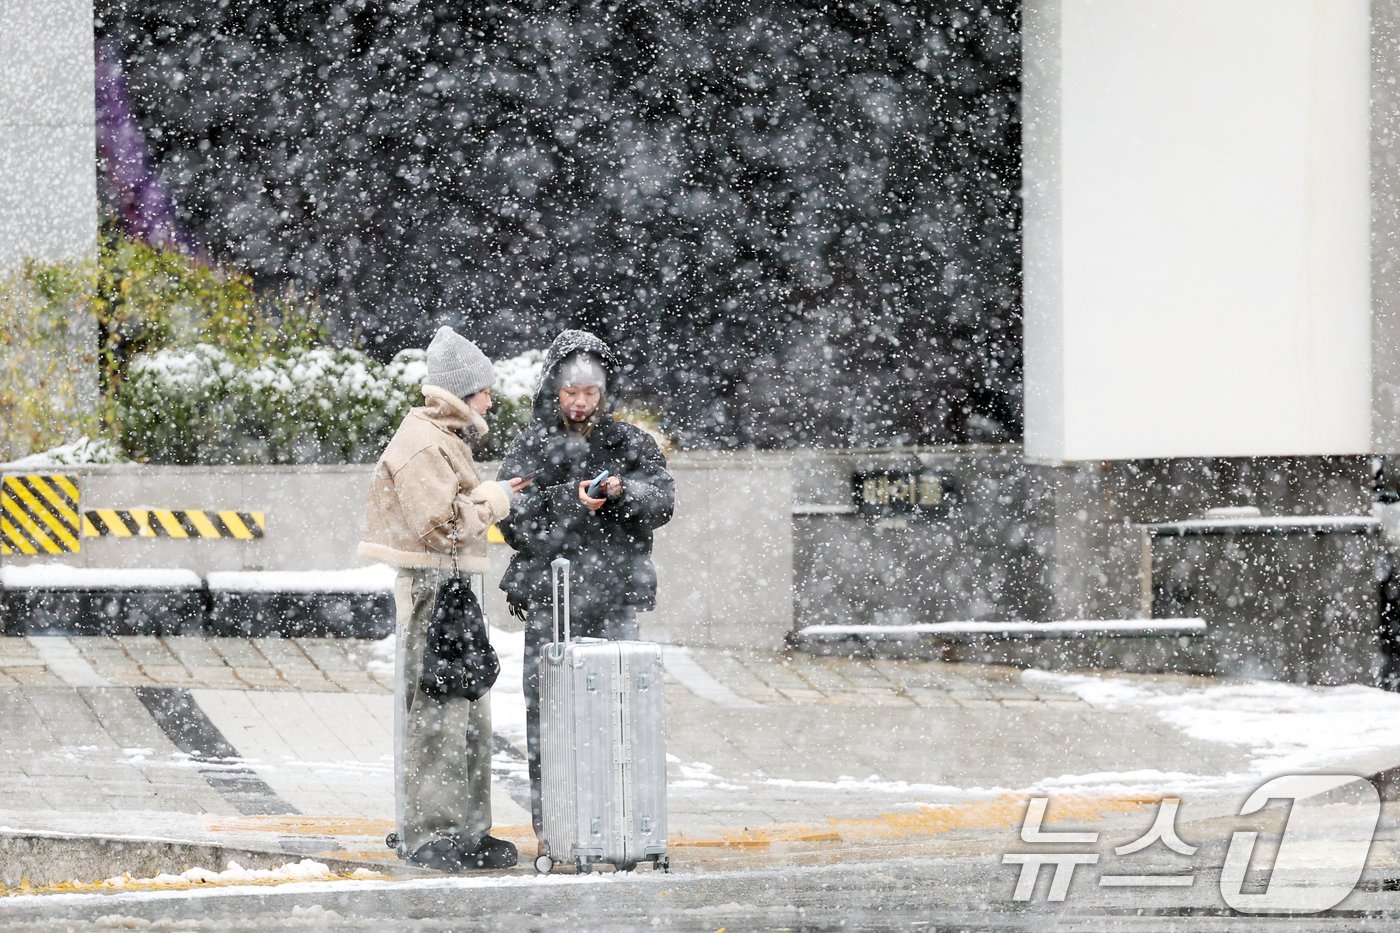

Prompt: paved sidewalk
[{"left": 2, "top": 632, "right": 1399, "bottom": 888}]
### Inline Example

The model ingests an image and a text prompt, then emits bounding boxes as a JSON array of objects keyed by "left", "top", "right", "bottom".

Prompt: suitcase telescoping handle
[{"left": 550, "top": 557, "right": 571, "bottom": 646}]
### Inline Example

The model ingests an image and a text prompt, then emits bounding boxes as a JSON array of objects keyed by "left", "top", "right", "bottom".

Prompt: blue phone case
[{"left": 587, "top": 470, "right": 610, "bottom": 497}]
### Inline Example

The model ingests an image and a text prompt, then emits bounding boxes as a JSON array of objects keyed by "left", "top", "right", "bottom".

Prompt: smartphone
[{"left": 586, "top": 469, "right": 611, "bottom": 498}]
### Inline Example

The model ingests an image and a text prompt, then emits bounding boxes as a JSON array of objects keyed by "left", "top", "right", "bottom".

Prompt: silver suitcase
[{"left": 535, "top": 557, "right": 669, "bottom": 873}]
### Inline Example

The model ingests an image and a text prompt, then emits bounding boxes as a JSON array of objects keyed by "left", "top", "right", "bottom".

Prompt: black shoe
[
  {"left": 461, "top": 834, "right": 518, "bottom": 869},
  {"left": 406, "top": 838, "right": 470, "bottom": 872}
]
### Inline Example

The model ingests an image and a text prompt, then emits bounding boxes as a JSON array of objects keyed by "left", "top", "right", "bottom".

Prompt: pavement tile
[
  {"left": 6, "top": 667, "right": 64, "bottom": 687},
  {"left": 298, "top": 693, "right": 386, "bottom": 763},
  {"left": 0, "top": 638, "right": 42, "bottom": 663},
  {"left": 208, "top": 639, "right": 276, "bottom": 670},
  {"left": 832, "top": 659, "right": 891, "bottom": 684},
  {"left": 228, "top": 667, "right": 290, "bottom": 690},
  {"left": 338, "top": 640, "right": 385, "bottom": 670},
  {"left": 294, "top": 670, "right": 345, "bottom": 692},
  {"left": 81, "top": 663, "right": 149, "bottom": 687},
  {"left": 79, "top": 688, "right": 173, "bottom": 749},
  {"left": 113, "top": 636, "right": 183, "bottom": 669},
  {"left": 734, "top": 655, "right": 816, "bottom": 693},
  {"left": 717, "top": 662, "right": 805, "bottom": 701},
  {"left": 320, "top": 671, "right": 384, "bottom": 694},
  {"left": 869, "top": 658, "right": 959, "bottom": 686},
  {"left": 249, "top": 692, "right": 357, "bottom": 763},
  {"left": 350, "top": 693, "right": 394, "bottom": 735},
  {"left": 193, "top": 689, "right": 299, "bottom": 763},
  {"left": 255, "top": 639, "right": 321, "bottom": 672},
  {"left": 139, "top": 664, "right": 201, "bottom": 686},
  {"left": 294, "top": 639, "right": 366, "bottom": 673},
  {"left": 906, "top": 695, "right": 961, "bottom": 709},
  {"left": 185, "top": 665, "right": 250, "bottom": 689},
  {"left": 0, "top": 793, "right": 52, "bottom": 811},
  {"left": 0, "top": 698, "right": 57, "bottom": 753},
  {"left": 159, "top": 637, "right": 232, "bottom": 671},
  {"left": 27, "top": 689, "right": 116, "bottom": 748},
  {"left": 788, "top": 661, "right": 852, "bottom": 696}
]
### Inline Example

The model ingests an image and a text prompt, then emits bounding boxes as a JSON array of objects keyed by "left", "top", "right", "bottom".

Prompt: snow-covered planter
[{"left": 116, "top": 344, "right": 540, "bottom": 464}]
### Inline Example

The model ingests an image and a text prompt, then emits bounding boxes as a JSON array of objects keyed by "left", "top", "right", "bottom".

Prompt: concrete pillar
[
  {"left": 1023, "top": 0, "right": 1372, "bottom": 462},
  {"left": 1374, "top": 0, "right": 1400, "bottom": 452},
  {"left": 0, "top": 0, "right": 99, "bottom": 460},
  {"left": 0, "top": 0, "right": 97, "bottom": 269}
]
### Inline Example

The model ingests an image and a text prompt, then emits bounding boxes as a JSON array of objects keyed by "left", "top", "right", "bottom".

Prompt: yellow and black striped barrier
[
  {"left": 0, "top": 472, "right": 268, "bottom": 555},
  {"left": 81, "top": 509, "right": 266, "bottom": 541},
  {"left": 0, "top": 474, "right": 81, "bottom": 556}
]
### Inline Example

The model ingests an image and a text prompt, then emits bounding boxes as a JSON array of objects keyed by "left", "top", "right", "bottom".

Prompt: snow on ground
[
  {"left": 3, "top": 862, "right": 628, "bottom": 906},
  {"left": 365, "top": 632, "right": 395, "bottom": 679},
  {"left": 1023, "top": 669, "right": 1400, "bottom": 794},
  {"left": 489, "top": 625, "right": 527, "bottom": 745},
  {"left": 99, "top": 858, "right": 372, "bottom": 891}
]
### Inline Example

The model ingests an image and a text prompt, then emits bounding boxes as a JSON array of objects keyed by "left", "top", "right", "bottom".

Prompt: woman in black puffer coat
[{"left": 496, "top": 328, "right": 674, "bottom": 842}]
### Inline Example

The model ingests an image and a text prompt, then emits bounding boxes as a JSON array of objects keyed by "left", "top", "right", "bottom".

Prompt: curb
[{"left": 0, "top": 830, "right": 388, "bottom": 890}]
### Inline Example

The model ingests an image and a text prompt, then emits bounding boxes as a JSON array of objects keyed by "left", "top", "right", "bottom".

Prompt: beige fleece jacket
[{"left": 357, "top": 385, "right": 511, "bottom": 571}]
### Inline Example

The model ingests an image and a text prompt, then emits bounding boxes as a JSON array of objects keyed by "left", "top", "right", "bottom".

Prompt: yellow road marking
[
  {"left": 206, "top": 795, "right": 1160, "bottom": 852},
  {"left": 208, "top": 816, "right": 395, "bottom": 836}
]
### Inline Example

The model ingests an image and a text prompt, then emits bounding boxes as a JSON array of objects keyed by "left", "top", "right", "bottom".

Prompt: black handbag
[{"left": 419, "top": 518, "right": 500, "bottom": 702}]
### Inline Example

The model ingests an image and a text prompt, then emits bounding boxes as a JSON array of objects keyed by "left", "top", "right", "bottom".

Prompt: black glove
[{"left": 506, "top": 592, "right": 530, "bottom": 621}]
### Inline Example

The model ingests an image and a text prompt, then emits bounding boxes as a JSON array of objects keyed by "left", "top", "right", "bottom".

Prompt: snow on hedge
[{"left": 117, "top": 344, "right": 540, "bottom": 464}]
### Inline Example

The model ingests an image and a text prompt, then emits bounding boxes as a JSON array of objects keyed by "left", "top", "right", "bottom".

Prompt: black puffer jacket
[{"left": 497, "top": 330, "right": 675, "bottom": 615}]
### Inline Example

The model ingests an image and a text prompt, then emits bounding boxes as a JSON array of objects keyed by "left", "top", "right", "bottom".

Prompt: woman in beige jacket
[{"left": 358, "top": 326, "right": 530, "bottom": 872}]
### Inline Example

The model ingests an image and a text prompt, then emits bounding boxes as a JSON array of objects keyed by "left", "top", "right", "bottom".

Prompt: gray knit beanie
[{"left": 425, "top": 326, "right": 494, "bottom": 401}]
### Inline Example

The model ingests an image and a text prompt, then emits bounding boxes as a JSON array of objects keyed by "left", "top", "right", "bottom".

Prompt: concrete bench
[
  {"left": 205, "top": 568, "right": 395, "bottom": 639},
  {"left": 0, "top": 565, "right": 205, "bottom": 636}
]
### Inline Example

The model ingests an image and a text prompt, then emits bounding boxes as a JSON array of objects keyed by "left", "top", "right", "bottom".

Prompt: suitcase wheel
[
  {"left": 385, "top": 832, "right": 400, "bottom": 850},
  {"left": 654, "top": 856, "right": 670, "bottom": 873},
  {"left": 534, "top": 855, "right": 554, "bottom": 874},
  {"left": 576, "top": 858, "right": 593, "bottom": 874}
]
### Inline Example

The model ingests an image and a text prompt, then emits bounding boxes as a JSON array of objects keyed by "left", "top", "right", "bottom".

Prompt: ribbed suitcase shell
[{"left": 537, "top": 558, "right": 668, "bottom": 872}]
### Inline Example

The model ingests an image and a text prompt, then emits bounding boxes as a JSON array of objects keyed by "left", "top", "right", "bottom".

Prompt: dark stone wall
[{"left": 792, "top": 448, "right": 1389, "bottom": 685}]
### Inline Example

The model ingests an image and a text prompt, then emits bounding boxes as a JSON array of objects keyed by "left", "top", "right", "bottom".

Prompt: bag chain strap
[{"left": 449, "top": 509, "right": 459, "bottom": 579}]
